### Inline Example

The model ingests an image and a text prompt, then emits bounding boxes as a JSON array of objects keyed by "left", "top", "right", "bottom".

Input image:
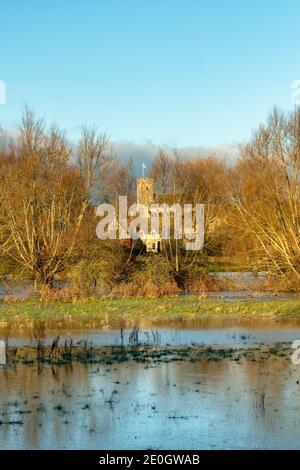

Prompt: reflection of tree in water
[{"left": 0, "top": 354, "right": 299, "bottom": 449}]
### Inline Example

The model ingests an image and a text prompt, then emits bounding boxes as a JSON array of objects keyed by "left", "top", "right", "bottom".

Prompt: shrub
[
  {"left": 262, "top": 272, "right": 300, "bottom": 292},
  {"left": 116, "top": 280, "right": 179, "bottom": 297},
  {"left": 39, "top": 285, "right": 74, "bottom": 301},
  {"left": 116, "top": 255, "right": 180, "bottom": 297},
  {"left": 185, "top": 274, "right": 234, "bottom": 294}
]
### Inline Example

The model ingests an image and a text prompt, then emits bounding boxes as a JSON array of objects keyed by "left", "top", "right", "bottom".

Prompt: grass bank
[{"left": 1, "top": 296, "right": 300, "bottom": 329}]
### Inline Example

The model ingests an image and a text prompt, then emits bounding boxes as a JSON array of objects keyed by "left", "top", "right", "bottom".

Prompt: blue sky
[{"left": 0, "top": 0, "right": 299, "bottom": 149}]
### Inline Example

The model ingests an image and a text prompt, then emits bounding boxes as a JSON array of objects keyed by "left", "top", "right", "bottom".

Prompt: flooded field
[
  {"left": 6, "top": 316, "right": 300, "bottom": 348},
  {"left": 4, "top": 327, "right": 300, "bottom": 349},
  {"left": 2, "top": 287, "right": 300, "bottom": 450},
  {"left": 1, "top": 326, "right": 300, "bottom": 449}
]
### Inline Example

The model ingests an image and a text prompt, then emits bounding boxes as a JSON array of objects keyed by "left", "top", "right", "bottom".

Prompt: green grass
[{"left": 1, "top": 296, "right": 300, "bottom": 328}]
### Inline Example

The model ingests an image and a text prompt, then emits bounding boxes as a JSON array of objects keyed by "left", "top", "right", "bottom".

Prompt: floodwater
[
  {"left": 6, "top": 325, "right": 300, "bottom": 348},
  {"left": 2, "top": 272, "right": 300, "bottom": 449},
  {"left": 6, "top": 313, "right": 300, "bottom": 348},
  {"left": 1, "top": 352, "right": 300, "bottom": 449},
  {"left": 1, "top": 320, "right": 300, "bottom": 449}
]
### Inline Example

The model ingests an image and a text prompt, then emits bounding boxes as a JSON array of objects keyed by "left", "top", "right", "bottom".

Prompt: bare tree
[
  {"left": 77, "top": 125, "right": 114, "bottom": 202},
  {"left": 0, "top": 109, "right": 88, "bottom": 288},
  {"left": 149, "top": 149, "right": 173, "bottom": 195},
  {"left": 231, "top": 107, "right": 300, "bottom": 287},
  {"left": 18, "top": 105, "right": 45, "bottom": 157}
]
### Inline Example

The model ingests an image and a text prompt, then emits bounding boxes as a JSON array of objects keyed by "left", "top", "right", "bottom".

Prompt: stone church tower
[
  {"left": 137, "top": 178, "right": 154, "bottom": 207},
  {"left": 136, "top": 177, "right": 161, "bottom": 253}
]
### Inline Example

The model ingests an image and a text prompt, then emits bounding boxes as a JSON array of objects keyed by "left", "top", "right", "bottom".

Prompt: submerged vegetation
[
  {"left": 1, "top": 338, "right": 298, "bottom": 450},
  {"left": 2, "top": 340, "right": 294, "bottom": 367}
]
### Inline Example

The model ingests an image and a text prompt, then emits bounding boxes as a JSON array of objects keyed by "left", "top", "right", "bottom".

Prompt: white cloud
[
  {"left": 111, "top": 140, "right": 240, "bottom": 172},
  {"left": 0, "top": 128, "right": 240, "bottom": 170}
]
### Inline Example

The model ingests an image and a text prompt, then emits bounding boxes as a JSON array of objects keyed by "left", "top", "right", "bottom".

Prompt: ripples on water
[{"left": 1, "top": 355, "right": 300, "bottom": 449}]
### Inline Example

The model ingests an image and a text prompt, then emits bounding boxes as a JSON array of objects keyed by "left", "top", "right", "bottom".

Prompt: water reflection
[
  {"left": 7, "top": 323, "right": 300, "bottom": 348},
  {"left": 1, "top": 355, "right": 300, "bottom": 449}
]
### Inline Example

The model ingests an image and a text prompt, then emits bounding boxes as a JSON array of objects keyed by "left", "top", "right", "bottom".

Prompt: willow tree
[
  {"left": 231, "top": 107, "right": 300, "bottom": 287},
  {"left": 0, "top": 108, "right": 88, "bottom": 287},
  {"left": 148, "top": 150, "right": 230, "bottom": 278}
]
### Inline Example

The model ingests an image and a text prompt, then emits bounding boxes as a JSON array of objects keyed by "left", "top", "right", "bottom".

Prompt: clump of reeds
[
  {"left": 120, "top": 328, "right": 125, "bottom": 346},
  {"left": 77, "top": 338, "right": 94, "bottom": 360},
  {"left": 151, "top": 330, "right": 161, "bottom": 344},
  {"left": 50, "top": 336, "right": 60, "bottom": 361},
  {"left": 6, "top": 346, "right": 18, "bottom": 363},
  {"left": 32, "top": 320, "right": 46, "bottom": 361},
  {"left": 63, "top": 338, "right": 73, "bottom": 360},
  {"left": 129, "top": 327, "right": 139, "bottom": 345}
]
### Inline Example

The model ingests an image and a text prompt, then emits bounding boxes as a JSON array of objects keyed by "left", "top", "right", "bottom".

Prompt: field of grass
[{"left": 1, "top": 296, "right": 300, "bottom": 329}]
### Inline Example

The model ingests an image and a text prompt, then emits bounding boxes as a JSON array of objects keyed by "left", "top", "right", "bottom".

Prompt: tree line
[{"left": 1, "top": 105, "right": 300, "bottom": 296}]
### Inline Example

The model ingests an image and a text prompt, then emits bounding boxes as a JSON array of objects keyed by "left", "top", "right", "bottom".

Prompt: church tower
[{"left": 136, "top": 178, "right": 154, "bottom": 207}]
